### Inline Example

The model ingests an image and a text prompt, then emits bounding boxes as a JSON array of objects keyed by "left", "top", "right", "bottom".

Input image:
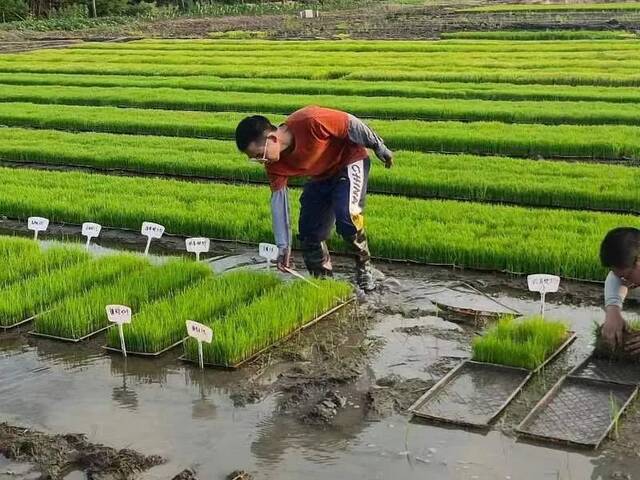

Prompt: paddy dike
[{"left": 0, "top": 227, "right": 639, "bottom": 479}]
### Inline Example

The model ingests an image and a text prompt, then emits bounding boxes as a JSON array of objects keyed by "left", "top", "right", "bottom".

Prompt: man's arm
[
  {"left": 602, "top": 271, "right": 628, "bottom": 347},
  {"left": 347, "top": 114, "right": 394, "bottom": 168},
  {"left": 270, "top": 187, "right": 292, "bottom": 270}
]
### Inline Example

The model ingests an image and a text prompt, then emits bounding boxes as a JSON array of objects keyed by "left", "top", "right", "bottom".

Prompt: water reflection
[{"left": 111, "top": 359, "right": 138, "bottom": 411}]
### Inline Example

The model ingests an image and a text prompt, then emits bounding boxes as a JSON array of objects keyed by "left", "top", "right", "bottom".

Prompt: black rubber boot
[
  {"left": 345, "top": 230, "right": 375, "bottom": 292},
  {"left": 301, "top": 240, "right": 333, "bottom": 278}
]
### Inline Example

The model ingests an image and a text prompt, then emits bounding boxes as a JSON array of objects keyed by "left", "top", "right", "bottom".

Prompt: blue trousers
[{"left": 297, "top": 158, "right": 371, "bottom": 275}]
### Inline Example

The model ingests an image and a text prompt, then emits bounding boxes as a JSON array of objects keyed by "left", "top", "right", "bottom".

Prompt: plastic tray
[{"left": 517, "top": 376, "right": 637, "bottom": 448}]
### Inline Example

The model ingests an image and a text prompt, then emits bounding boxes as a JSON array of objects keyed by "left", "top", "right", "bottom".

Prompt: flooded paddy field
[{"left": 1, "top": 229, "right": 638, "bottom": 480}]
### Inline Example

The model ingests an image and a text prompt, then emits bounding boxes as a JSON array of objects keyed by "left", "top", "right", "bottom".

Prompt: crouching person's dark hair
[
  {"left": 235, "top": 115, "right": 276, "bottom": 152},
  {"left": 600, "top": 227, "right": 640, "bottom": 269}
]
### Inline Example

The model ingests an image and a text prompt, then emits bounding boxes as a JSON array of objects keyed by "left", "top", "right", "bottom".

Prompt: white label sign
[
  {"left": 186, "top": 320, "right": 213, "bottom": 344},
  {"left": 82, "top": 222, "right": 102, "bottom": 238},
  {"left": 527, "top": 274, "right": 561, "bottom": 293},
  {"left": 259, "top": 242, "right": 279, "bottom": 262},
  {"left": 106, "top": 305, "right": 132, "bottom": 325},
  {"left": 186, "top": 237, "right": 210, "bottom": 254},
  {"left": 28, "top": 216, "right": 49, "bottom": 232},
  {"left": 141, "top": 222, "right": 165, "bottom": 239}
]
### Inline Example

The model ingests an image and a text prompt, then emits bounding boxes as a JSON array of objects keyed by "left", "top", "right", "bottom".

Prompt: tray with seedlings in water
[
  {"left": 409, "top": 316, "right": 576, "bottom": 428},
  {"left": 179, "top": 278, "right": 354, "bottom": 369},
  {"left": 103, "top": 270, "right": 281, "bottom": 357},
  {"left": 0, "top": 251, "right": 145, "bottom": 331},
  {"left": 30, "top": 258, "right": 209, "bottom": 342}
]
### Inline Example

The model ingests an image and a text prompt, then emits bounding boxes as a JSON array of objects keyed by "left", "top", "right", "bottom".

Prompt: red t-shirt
[{"left": 266, "top": 106, "right": 368, "bottom": 191}]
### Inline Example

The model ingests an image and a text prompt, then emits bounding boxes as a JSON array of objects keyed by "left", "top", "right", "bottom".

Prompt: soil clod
[{"left": 0, "top": 423, "right": 164, "bottom": 480}]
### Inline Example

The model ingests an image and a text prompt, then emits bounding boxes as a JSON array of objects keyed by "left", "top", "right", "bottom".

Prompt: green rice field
[{"left": 0, "top": 37, "right": 638, "bottom": 283}]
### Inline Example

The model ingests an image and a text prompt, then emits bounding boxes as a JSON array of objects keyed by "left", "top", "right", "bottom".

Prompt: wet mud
[{"left": 0, "top": 423, "right": 164, "bottom": 479}]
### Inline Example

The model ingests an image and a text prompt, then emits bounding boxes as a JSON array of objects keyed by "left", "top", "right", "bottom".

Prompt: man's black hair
[
  {"left": 235, "top": 115, "right": 276, "bottom": 152},
  {"left": 600, "top": 227, "right": 640, "bottom": 269}
]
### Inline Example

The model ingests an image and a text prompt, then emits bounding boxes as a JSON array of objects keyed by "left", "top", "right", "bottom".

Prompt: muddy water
[{"left": 1, "top": 235, "right": 640, "bottom": 479}]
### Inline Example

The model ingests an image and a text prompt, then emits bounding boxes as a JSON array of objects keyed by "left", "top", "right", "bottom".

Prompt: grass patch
[
  {"left": 107, "top": 270, "right": 280, "bottom": 354},
  {"left": 34, "top": 258, "right": 210, "bottom": 340},
  {"left": 472, "top": 316, "right": 569, "bottom": 370},
  {"left": 183, "top": 278, "right": 352, "bottom": 367}
]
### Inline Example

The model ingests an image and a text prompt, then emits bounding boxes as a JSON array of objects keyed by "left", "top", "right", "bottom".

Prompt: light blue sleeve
[
  {"left": 604, "top": 271, "right": 627, "bottom": 308},
  {"left": 270, "top": 187, "right": 291, "bottom": 255},
  {"left": 347, "top": 113, "right": 392, "bottom": 160}
]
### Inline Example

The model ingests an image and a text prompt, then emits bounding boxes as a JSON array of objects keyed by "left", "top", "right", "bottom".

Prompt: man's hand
[
  {"left": 277, "top": 247, "right": 292, "bottom": 273},
  {"left": 376, "top": 147, "right": 394, "bottom": 169},
  {"left": 602, "top": 306, "right": 626, "bottom": 348}
]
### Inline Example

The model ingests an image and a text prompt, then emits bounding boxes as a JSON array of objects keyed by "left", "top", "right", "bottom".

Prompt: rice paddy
[
  {"left": 0, "top": 35, "right": 637, "bottom": 362},
  {"left": 183, "top": 278, "right": 353, "bottom": 367},
  {"left": 472, "top": 316, "right": 570, "bottom": 370}
]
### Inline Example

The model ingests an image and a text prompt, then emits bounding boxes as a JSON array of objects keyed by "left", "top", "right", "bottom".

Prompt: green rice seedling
[
  {"left": 3, "top": 84, "right": 640, "bottom": 126},
  {"left": 184, "top": 278, "right": 352, "bottom": 366},
  {"left": 3, "top": 127, "right": 640, "bottom": 213},
  {"left": 69, "top": 39, "right": 640, "bottom": 53},
  {"left": 440, "top": 30, "right": 637, "bottom": 41},
  {"left": 5, "top": 73, "right": 640, "bottom": 105},
  {"left": 472, "top": 316, "right": 569, "bottom": 370},
  {"left": 0, "top": 166, "right": 636, "bottom": 280},
  {"left": 0, "top": 253, "right": 144, "bottom": 327},
  {"left": 460, "top": 2, "right": 640, "bottom": 13},
  {"left": 610, "top": 393, "right": 622, "bottom": 439},
  {"left": 0, "top": 244, "right": 89, "bottom": 287},
  {"left": 107, "top": 270, "right": 280, "bottom": 354},
  {"left": 3, "top": 104, "right": 640, "bottom": 161},
  {"left": 34, "top": 258, "right": 210, "bottom": 340},
  {"left": 0, "top": 235, "right": 40, "bottom": 258},
  {"left": 48, "top": 46, "right": 640, "bottom": 62},
  {"left": 1, "top": 60, "right": 639, "bottom": 87},
  {"left": 12, "top": 49, "right": 640, "bottom": 72}
]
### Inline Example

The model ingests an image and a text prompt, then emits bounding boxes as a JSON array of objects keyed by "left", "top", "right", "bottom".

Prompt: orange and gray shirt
[{"left": 266, "top": 106, "right": 391, "bottom": 254}]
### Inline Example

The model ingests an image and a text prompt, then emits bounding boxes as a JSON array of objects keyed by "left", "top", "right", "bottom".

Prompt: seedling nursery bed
[{"left": 179, "top": 297, "right": 355, "bottom": 369}]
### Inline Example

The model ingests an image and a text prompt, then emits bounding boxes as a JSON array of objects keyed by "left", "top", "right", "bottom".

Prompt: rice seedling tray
[
  {"left": 571, "top": 355, "right": 640, "bottom": 386},
  {"left": 516, "top": 376, "right": 637, "bottom": 448},
  {"left": 409, "top": 331, "right": 575, "bottom": 427},
  {"left": 408, "top": 360, "right": 532, "bottom": 428},
  {"left": 103, "top": 338, "right": 185, "bottom": 357},
  {"left": 179, "top": 297, "right": 354, "bottom": 369},
  {"left": 0, "top": 314, "right": 41, "bottom": 331},
  {"left": 28, "top": 324, "right": 112, "bottom": 343}
]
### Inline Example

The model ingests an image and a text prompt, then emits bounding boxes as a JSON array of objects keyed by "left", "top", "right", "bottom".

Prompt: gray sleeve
[
  {"left": 604, "top": 271, "right": 627, "bottom": 308},
  {"left": 270, "top": 187, "right": 292, "bottom": 255},
  {"left": 347, "top": 113, "right": 392, "bottom": 159}
]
